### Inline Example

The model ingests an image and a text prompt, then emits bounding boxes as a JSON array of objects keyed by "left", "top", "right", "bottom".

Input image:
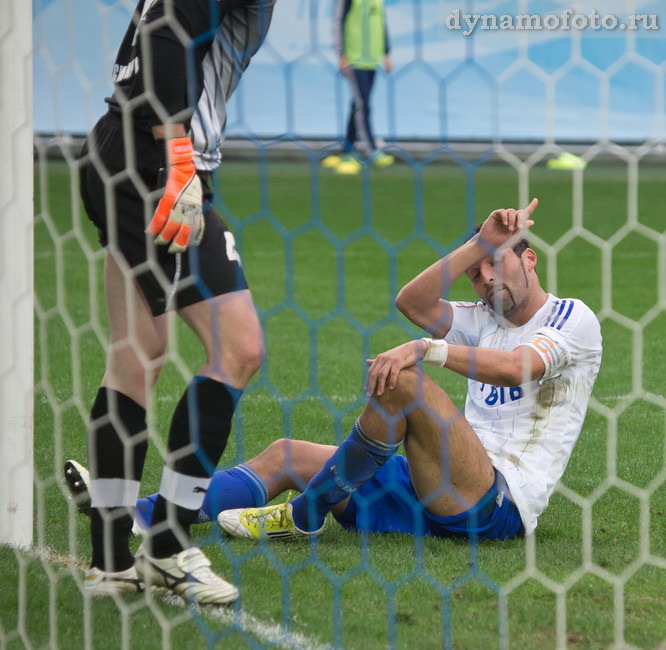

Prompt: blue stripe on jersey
[
  {"left": 548, "top": 300, "right": 566, "bottom": 327},
  {"left": 556, "top": 300, "right": 574, "bottom": 330}
]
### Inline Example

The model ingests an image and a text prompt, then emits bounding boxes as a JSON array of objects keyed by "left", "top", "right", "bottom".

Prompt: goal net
[{"left": 4, "top": 0, "right": 665, "bottom": 647}]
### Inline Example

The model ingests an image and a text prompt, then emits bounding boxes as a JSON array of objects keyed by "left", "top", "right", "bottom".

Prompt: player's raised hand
[
  {"left": 146, "top": 137, "right": 205, "bottom": 254},
  {"left": 478, "top": 198, "right": 538, "bottom": 251},
  {"left": 365, "top": 340, "right": 426, "bottom": 397}
]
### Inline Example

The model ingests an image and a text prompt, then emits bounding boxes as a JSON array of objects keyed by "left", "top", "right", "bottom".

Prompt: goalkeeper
[
  {"left": 68, "top": 201, "right": 602, "bottom": 542},
  {"left": 77, "top": 0, "right": 274, "bottom": 604}
]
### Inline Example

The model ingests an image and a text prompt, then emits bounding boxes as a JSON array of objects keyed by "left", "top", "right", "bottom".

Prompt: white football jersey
[{"left": 444, "top": 294, "right": 602, "bottom": 534}]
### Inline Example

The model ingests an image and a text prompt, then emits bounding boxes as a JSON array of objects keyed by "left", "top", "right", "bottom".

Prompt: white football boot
[
  {"left": 134, "top": 547, "right": 238, "bottom": 605},
  {"left": 84, "top": 565, "right": 143, "bottom": 596}
]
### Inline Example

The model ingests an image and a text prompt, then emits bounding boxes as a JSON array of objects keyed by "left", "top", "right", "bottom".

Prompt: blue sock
[
  {"left": 135, "top": 494, "right": 158, "bottom": 530},
  {"left": 290, "top": 420, "right": 402, "bottom": 532},
  {"left": 200, "top": 464, "right": 268, "bottom": 522},
  {"left": 135, "top": 464, "right": 268, "bottom": 528}
]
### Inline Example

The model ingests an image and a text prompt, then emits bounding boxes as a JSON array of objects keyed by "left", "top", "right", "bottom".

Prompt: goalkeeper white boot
[
  {"left": 84, "top": 565, "right": 143, "bottom": 596},
  {"left": 134, "top": 547, "right": 238, "bottom": 605},
  {"left": 218, "top": 502, "right": 324, "bottom": 540}
]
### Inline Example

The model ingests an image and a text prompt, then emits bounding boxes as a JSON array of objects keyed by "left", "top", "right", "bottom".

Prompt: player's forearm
[
  {"left": 396, "top": 235, "right": 487, "bottom": 336},
  {"left": 444, "top": 344, "right": 540, "bottom": 386}
]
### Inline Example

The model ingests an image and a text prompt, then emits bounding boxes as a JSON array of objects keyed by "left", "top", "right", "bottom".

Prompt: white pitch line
[
  {"left": 21, "top": 546, "right": 332, "bottom": 650},
  {"left": 160, "top": 593, "right": 333, "bottom": 650}
]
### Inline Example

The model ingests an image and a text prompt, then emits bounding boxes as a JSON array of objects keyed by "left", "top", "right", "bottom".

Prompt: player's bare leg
[
  {"left": 178, "top": 288, "right": 264, "bottom": 389},
  {"left": 101, "top": 250, "right": 170, "bottom": 406},
  {"left": 245, "top": 439, "right": 341, "bottom": 502},
  {"left": 360, "top": 366, "right": 495, "bottom": 517}
]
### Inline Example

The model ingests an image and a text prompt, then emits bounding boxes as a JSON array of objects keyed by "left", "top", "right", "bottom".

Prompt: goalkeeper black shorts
[{"left": 79, "top": 111, "right": 248, "bottom": 317}]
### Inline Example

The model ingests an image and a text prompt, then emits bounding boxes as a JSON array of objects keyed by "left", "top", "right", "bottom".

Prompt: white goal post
[{"left": 0, "top": 0, "right": 34, "bottom": 547}]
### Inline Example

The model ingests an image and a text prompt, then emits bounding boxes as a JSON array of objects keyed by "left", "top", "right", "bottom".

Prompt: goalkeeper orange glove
[{"left": 146, "top": 137, "right": 205, "bottom": 253}]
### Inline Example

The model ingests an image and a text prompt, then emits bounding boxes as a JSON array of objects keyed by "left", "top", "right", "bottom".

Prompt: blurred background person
[{"left": 323, "top": 0, "right": 394, "bottom": 174}]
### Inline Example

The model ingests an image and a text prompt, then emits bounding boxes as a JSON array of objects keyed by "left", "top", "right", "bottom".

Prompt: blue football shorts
[{"left": 333, "top": 455, "right": 524, "bottom": 541}]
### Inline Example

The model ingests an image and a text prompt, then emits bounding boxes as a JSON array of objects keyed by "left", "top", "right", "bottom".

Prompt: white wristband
[{"left": 421, "top": 338, "right": 449, "bottom": 367}]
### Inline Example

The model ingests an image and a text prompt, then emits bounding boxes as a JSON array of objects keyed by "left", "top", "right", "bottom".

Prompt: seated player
[
  {"left": 66, "top": 199, "right": 602, "bottom": 542},
  {"left": 217, "top": 198, "right": 603, "bottom": 541}
]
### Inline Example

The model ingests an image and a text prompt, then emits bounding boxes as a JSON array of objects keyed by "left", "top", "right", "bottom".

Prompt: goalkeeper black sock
[
  {"left": 88, "top": 388, "right": 148, "bottom": 572},
  {"left": 148, "top": 377, "right": 241, "bottom": 558}
]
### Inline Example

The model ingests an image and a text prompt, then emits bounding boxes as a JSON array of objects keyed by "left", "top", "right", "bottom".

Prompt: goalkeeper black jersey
[{"left": 106, "top": 0, "right": 274, "bottom": 170}]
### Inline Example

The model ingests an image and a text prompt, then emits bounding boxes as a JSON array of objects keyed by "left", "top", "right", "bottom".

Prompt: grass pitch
[{"left": 2, "top": 156, "right": 665, "bottom": 649}]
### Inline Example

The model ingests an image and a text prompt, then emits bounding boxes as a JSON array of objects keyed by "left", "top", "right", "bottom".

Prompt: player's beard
[
  {"left": 491, "top": 286, "right": 517, "bottom": 319},
  {"left": 492, "top": 264, "right": 530, "bottom": 320}
]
